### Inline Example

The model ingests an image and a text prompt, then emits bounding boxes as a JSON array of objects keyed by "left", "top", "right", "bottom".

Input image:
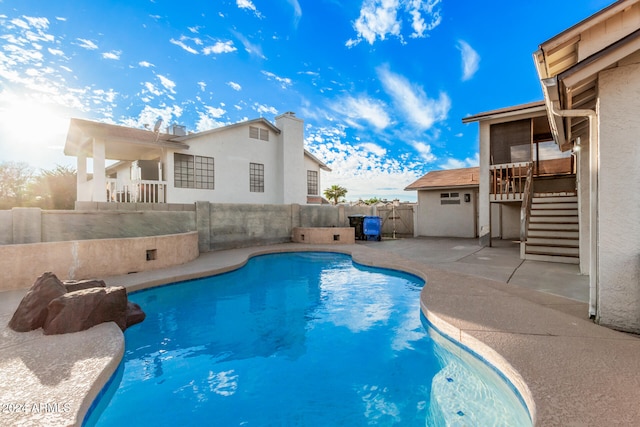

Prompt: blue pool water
[{"left": 84, "top": 252, "right": 531, "bottom": 426}]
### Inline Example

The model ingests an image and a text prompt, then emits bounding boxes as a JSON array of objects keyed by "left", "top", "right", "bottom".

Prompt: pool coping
[{"left": 2, "top": 242, "right": 640, "bottom": 426}]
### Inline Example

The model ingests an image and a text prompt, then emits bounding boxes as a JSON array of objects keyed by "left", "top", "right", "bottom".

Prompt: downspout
[{"left": 546, "top": 99, "right": 599, "bottom": 318}]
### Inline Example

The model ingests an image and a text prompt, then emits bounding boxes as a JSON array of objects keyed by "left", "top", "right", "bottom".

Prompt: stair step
[
  {"left": 524, "top": 253, "right": 580, "bottom": 264},
  {"left": 528, "top": 222, "right": 579, "bottom": 231},
  {"left": 530, "top": 209, "right": 578, "bottom": 216},
  {"left": 526, "top": 237, "right": 579, "bottom": 247},
  {"left": 529, "top": 216, "right": 578, "bottom": 224},
  {"left": 527, "top": 229, "right": 579, "bottom": 239},
  {"left": 526, "top": 244, "right": 580, "bottom": 256},
  {"left": 532, "top": 196, "right": 578, "bottom": 203},
  {"left": 530, "top": 202, "right": 578, "bottom": 210}
]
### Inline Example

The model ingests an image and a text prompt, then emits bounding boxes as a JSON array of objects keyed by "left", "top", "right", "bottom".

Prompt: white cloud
[
  {"left": 10, "top": 18, "right": 30, "bottom": 30},
  {"left": 197, "top": 81, "right": 207, "bottom": 91},
  {"left": 202, "top": 41, "right": 237, "bottom": 55},
  {"left": 236, "top": 0, "right": 263, "bottom": 18},
  {"left": 286, "top": 0, "right": 302, "bottom": 27},
  {"left": 253, "top": 103, "right": 278, "bottom": 116},
  {"left": 169, "top": 37, "right": 198, "bottom": 54},
  {"left": 347, "top": 0, "right": 442, "bottom": 46},
  {"left": 143, "top": 82, "right": 162, "bottom": 96},
  {"left": 227, "top": 81, "right": 242, "bottom": 91},
  {"left": 411, "top": 141, "right": 436, "bottom": 162},
  {"left": 407, "top": 0, "right": 442, "bottom": 38},
  {"left": 377, "top": 64, "right": 450, "bottom": 130},
  {"left": 261, "top": 71, "right": 292, "bottom": 89},
  {"left": 350, "top": 0, "right": 401, "bottom": 46},
  {"left": 331, "top": 95, "right": 390, "bottom": 130},
  {"left": 120, "top": 104, "right": 184, "bottom": 130},
  {"left": 157, "top": 75, "right": 176, "bottom": 94},
  {"left": 76, "top": 38, "right": 98, "bottom": 50},
  {"left": 359, "top": 142, "right": 387, "bottom": 157},
  {"left": 47, "top": 47, "right": 64, "bottom": 56},
  {"left": 23, "top": 16, "right": 50, "bottom": 30},
  {"left": 196, "top": 105, "right": 228, "bottom": 132},
  {"left": 457, "top": 40, "right": 480, "bottom": 81},
  {"left": 139, "top": 61, "right": 154, "bottom": 68},
  {"left": 438, "top": 152, "right": 479, "bottom": 169},
  {"left": 101, "top": 50, "right": 121, "bottom": 60},
  {"left": 232, "top": 30, "right": 265, "bottom": 59},
  {"left": 305, "top": 125, "right": 421, "bottom": 202}
]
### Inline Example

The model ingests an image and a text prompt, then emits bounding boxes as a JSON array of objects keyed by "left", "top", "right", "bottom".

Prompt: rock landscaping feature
[{"left": 7, "top": 272, "right": 145, "bottom": 335}]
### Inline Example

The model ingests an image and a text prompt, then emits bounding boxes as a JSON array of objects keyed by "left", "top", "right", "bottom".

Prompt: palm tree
[{"left": 323, "top": 184, "right": 347, "bottom": 205}]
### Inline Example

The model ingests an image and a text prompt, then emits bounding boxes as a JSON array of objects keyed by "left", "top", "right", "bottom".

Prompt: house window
[
  {"left": 174, "top": 153, "right": 214, "bottom": 189},
  {"left": 307, "top": 170, "right": 318, "bottom": 195},
  {"left": 249, "top": 126, "right": 269, "bottom": 141},
  {"left": 250, "top": 162, "right": 264, "bottom": 192}
]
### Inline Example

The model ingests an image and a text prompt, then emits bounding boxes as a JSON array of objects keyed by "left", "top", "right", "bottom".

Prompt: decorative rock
[
  {"left": 63, "top": 279, "right": 106, "bottom": 293},
  {"left": 8, "top": 272, "right": 67, "bottom": 332},
  {"left": 126, "top": 301, "right": 146, "bottom": 328},
  {"left": 43, "top": 286, "right": 128, "bottom": 335}
]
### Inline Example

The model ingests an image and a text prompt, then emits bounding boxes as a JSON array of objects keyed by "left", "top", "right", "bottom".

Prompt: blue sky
[{"left": 0, "top": 0, "right": 613, "bottom": 201}]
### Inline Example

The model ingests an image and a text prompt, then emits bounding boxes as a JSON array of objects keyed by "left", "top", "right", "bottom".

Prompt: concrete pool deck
[{"left": 1, "top": 237, "right": 639, "bottom": 425}]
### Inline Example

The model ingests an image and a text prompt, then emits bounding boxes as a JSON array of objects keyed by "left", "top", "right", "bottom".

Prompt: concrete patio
[{"left": 1, "top": 237, "right": 639, "bottom": 426}]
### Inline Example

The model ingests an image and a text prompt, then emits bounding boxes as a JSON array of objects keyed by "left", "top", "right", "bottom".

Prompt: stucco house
[
  {"left": 460, "top": 0, "right": 640, "bottom": 332},
  {"left": 405, "top": 167, "right": 479, "bottom": 238},
  {"left": 64, "top": 112, "right": 331, "bottom": 206}
]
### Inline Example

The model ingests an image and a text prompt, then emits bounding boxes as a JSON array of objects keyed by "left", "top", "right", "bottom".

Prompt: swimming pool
[{"left": 84, "top": 252, "right": 531, "bottom": 426}]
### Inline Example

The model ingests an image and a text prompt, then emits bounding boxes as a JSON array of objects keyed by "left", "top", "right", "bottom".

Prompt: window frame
[
  {"left": 174, "top": 153, "right": 215, "bottom": 190},
  {"left": 249, "top": 162, "right": 264, "bottom": 193},
  {"left": 307, "top": 170, "right": 318, "bottom": 195}
]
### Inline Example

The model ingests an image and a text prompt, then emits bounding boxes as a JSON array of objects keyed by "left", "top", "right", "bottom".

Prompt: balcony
[
  {"left": 490, "top": 162, "right": 530, "bottom": 202},
  {"left": 106, "top": 178, "right": 166, "bottom": 203}
]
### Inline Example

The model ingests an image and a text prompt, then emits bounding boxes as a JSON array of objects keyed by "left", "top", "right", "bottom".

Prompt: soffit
[{"left": 64, "top": 118, "right": 190, "bottom": 161}]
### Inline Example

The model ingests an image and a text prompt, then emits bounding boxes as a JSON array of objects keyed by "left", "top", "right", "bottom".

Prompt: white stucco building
[
  {"left": 64, "top": 112, "right": 330, "bottom": 206},
  {"left": 460, "top": 0, "right": 640, "bottom": 332},
  {"left": 533, "top": 0, "right": 640, "bottom": 332},
  {"left": 405, "top": 167, "right": 480, "bottom": 238}
]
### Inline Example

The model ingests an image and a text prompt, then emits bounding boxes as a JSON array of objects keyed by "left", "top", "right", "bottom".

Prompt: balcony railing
[
  {"left": 490, "top": 162, "right": 531, "bottom": 202},
  {"left": 106, "top": 179, "right": 166, "bottom": 203}
]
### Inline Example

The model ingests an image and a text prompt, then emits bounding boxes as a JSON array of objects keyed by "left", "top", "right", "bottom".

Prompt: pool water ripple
[{"left": 84, "top": 252, "right": 531, "bottom": 426}]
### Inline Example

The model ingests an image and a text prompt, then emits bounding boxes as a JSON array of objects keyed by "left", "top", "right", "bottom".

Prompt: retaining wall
[{"left": 0, "top": 232, "right": 199, "bottom": 291}]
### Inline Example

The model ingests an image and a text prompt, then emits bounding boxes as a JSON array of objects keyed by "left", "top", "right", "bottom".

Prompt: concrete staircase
[{"left": 524, "top": 193, "right": 579, "bottom": 264}]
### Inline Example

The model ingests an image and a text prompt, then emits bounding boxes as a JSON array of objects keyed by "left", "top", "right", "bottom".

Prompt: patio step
[
  {"left": 528, "top": 222, "right": 579, "bottom": 231},
  {"left": 529, "top": 215, "right": 578, "bottom": 224},
  {"left": 526, "top": 237, "right": 579, "bottom": 247},
  {"left": 530, "top": 209, "right": 578, "bottom": 216},
  {"left": 532, "top": 195, "right": 577, "bottom": 204},
  {"left": 525, "top": 193, "right": 580, "bottom": 265},
  {"left": 527, "top": 229, "right": 579, "bottom": 239},
  {"left": 531, "top": 202, "right": 578, "bottom": 210}
]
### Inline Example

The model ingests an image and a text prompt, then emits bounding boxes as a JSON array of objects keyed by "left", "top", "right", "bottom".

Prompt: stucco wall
[
  {"left": 209, "top": 203, "right": 293, "bottom": 250},
  {"left": 416, "top": 190, "right": 477, "bottom": 238},
  {"left": 42, "top": 210, "right": 196, "bottom": 242},
  {"left": 500, "top": 203, "right": 521, "bottom": 240},
  {"left": 0, "top": 203, "right": 373, "bottom": 255},
  {"left": 0, "top": 211, "right": 10, "bottom": 245},
  {"left": 0, "top": 232, "right": 199, "bottom": 291},
  {"left": 595, "top": 61, "right": 640, "bottom": 333}
]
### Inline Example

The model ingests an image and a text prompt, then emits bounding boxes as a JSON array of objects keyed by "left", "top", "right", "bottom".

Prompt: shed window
[{"left": 440, "top": 192, "right": 461, "bottom": 205}]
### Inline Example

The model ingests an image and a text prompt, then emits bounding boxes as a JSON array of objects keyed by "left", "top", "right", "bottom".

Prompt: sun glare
[{"left": 0, "top": 95, "right": 71, "bottom": 167}]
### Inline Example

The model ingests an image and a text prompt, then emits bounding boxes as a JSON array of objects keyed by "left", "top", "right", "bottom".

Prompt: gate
[{"left": 376, "top": 204, "right": 414, "bottom": 238}]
